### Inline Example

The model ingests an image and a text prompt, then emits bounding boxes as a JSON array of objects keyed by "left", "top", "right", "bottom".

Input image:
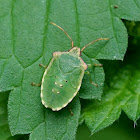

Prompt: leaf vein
[
  {"left": 13, "top": 71, "right": 24, "bottom": 132},
  {"left": 73, "top": 0, "right": 80, "bottom": 47},
  {"left": 11, "top": 0, "right": 24, "bottom": 68},
  {"left": 42, "top": 0, "right": 51, "bottom": 63},
  {"left": 133, "top": 0, "right": 140, "bottom": 9}
]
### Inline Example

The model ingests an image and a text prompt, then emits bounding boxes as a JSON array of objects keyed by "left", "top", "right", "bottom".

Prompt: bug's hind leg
[
  {"left": 31, "top": 83, "right": 41, "bottom": 86},
  {"left": 69, "top": 107, "right": 74, "bottom": 116},
  {"left": 85, "top": 71, "right": 98, "bottom": 87},
  {"left": 39, "top": 64, "right": 47, "bottom": 68}
]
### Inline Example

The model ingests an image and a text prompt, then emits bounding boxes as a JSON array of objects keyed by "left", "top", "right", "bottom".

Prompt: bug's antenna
[
  {"left": 81, "top": 38, "right": 109, "bottom": 52},
  {"left": 50, "top": 22, "right": 74, "bottom": 48}
]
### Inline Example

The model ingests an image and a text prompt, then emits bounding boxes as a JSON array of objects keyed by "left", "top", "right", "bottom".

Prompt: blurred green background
[{"left": 76, "top": 113, "right": 140, "bottom": 140}]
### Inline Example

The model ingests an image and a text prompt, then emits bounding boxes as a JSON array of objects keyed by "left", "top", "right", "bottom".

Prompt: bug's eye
[{"left": 65, "top": 80, "right": 68, "bottom": 82}]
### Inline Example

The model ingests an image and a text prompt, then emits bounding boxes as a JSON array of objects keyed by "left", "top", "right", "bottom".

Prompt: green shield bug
[{"left": 32, "top": 22, "right": 109, "bottom": 111}]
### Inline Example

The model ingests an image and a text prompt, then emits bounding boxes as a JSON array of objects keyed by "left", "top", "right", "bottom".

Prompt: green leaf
[
  {"left": 30, "top": 97, "right": 80, "bottom": 140},
  {"left": 112, "top": 0, "right": 140, "bottom": 21},
  {"left": 0, "top": 0, "right": 140, "bottom": 139},
  {"left": 0, "top": 91, "right": 28, "bottom": 140},
  {"left": 81, "top": 60, "right": 140, "bottom": 134}
]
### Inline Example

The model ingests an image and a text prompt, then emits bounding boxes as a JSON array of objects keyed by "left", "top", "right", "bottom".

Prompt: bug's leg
[
  {"left": 94, "top": 64, "right": 103, "bottom": 67},
  {"left": 39, "top": 64, "right": 47, "bottom": 68},
  {"left": 31, "top": 83, "right": 41, "bottom": 86},
  {"left": 87, "top": 64, "right": 103, "bottom": 67},
  {"left": 85, "top": 71, "right": 98, "bottom": 87},
  {"left": 50, "top": 22, "right": 74, "bottom": 48},
  {"left": 81, "top": 38, "right": 109, "bottom": 52},
  {"left": 69, "top": 107, "right": 74, "bottom": 116}
]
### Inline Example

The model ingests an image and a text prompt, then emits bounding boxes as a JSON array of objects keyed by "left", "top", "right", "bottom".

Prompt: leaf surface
[{"left": 30, "top": 97, "right": 80, "bottom": 140}]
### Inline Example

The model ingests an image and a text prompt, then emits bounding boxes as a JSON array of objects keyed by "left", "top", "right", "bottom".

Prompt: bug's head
[
  {"left": 69, "top": 47, "right": 81, "bottom": 57},
  {"left": 68, "top": 37, "right": 109, "bottom": 57},
  {"left": 69, "top": 38, "right": 109, "bottom": 57}
]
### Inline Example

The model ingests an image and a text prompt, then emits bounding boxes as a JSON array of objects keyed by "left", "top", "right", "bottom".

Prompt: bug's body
[
  {"left": 41, "top": 47, "right": 87, "bottom": 111},
  {"left": 31, "top": 22, "right": 108, "bottom": 112}
]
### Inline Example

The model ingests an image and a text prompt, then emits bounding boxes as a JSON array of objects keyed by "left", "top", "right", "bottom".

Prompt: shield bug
[{"left": 32, "top": 22, "right": 109, "bottom": 111}]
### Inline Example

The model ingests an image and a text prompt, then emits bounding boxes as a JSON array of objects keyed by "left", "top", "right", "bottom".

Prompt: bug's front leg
[
  {"left": 31, "top": 83, "right": 41, "bottom": 86},
  {"left": 85, "top": 71, "right": 98, "bottom": 87},
  {"left": 39, "top": 64, "right": 47, "bottom": 68}
]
